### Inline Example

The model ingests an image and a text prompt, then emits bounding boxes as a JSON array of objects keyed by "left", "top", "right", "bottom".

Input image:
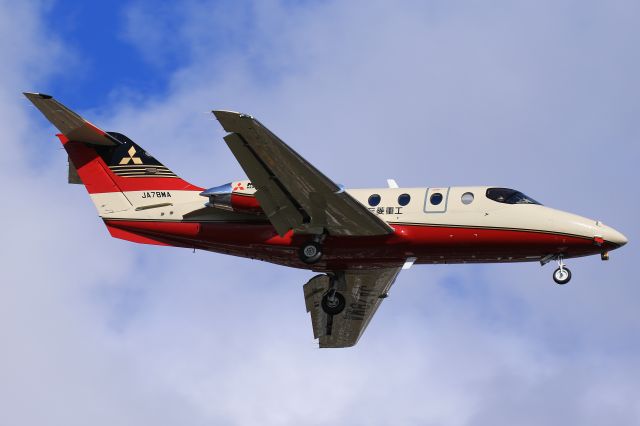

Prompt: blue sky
[
  {"left": 41, "top": 1, "right": 183, "bottom": 109},
  {"left": 42, "top": 0, "right": 308, "bottom": 108},
  {"left": 2, "top": 1, "right": 639, "bottom": 425}
]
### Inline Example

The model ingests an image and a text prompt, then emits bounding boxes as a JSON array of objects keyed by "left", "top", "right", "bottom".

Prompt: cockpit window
[{"left": 486, "top": 188, "right": 541, "bottom": 205}]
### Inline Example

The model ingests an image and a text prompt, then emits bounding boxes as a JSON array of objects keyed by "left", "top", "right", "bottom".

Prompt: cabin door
[{"left": 424, "top": 187, "right": 450, "bottom": 213}]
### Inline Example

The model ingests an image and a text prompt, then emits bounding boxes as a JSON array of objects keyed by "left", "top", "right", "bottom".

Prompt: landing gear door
[{"left": 424, "top": 187, "right": 450, "bottom": 213}]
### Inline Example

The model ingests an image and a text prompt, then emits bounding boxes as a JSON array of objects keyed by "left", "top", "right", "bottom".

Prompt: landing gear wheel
[
  {"left": 321, "top": 291, "right": 345, "bottom": 315},
  {"left": 299, "top": 242, "right": 323, "bottom": 264},
  {"left": 553, "top": 267, "right": 572, "bottom": 285}
]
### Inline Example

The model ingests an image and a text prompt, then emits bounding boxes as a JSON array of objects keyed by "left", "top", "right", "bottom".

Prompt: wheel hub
[
  {"left": 303, "top": 245, "right": 317, "bottom": 257},
  {"left": 326, "top": 295, "right": 339, "bottom": 308},
  {"left": 321, "top": 287, "right": 346, "bottom": 315},
  {"left": 555, "top": 269, "right": 568, "bottom": 280}
]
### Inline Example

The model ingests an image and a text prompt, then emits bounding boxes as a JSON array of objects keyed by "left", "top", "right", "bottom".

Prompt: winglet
[{"left": 23, "top": 92, "right": 117, "bottom": 146}]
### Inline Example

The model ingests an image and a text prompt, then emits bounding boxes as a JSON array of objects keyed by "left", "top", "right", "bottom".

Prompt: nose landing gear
[
  {"left": 553, "top": 265, "right": 572, "bottom": 285},
  {"left": 541, "top": 254, "right": 572, "bottom": 285}
]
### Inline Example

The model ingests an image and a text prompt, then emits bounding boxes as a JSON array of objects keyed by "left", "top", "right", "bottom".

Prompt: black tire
[
  {"left": 299, "top": 242, "right": 323, "bottom": 264},
  {"left": 321, "top": 291, "right": 346, "bottom": 315},
  {"left": 553, "top": 267, "right": 572, "bottom": 285}
]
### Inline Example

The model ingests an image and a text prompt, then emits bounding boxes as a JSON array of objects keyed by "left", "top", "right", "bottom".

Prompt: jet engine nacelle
[{"left": 200, "top": 181, "right": 263, "bottom": 215}]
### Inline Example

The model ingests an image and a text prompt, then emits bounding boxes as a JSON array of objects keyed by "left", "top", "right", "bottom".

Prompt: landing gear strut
[
  {"left": 299, "top": 241, "right": 323, "bottom": 264},
  {"left": 552, "top": 256, "right": 572, "bottom": 285}
]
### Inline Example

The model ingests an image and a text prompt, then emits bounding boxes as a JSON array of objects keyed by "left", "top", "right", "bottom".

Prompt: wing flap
[
  {"left": 224, "top": 133, "right": 304, "bottom": 235},
  {"left": 304, "top": 267, "right": 402, "bottom": 348},
  {"left": 214, "top": 110, "right": 393, "bottom": 237},
  {"left": 24, "top": 92, "right": 117, "bottom": 146}
]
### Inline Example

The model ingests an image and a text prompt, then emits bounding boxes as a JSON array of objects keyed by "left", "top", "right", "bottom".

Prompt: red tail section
[{"left": 60, "top": 133, "right": 202, "bottom": 194}]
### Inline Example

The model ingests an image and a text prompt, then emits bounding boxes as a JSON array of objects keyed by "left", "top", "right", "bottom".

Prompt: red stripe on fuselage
[{"left": 103, "top": 220, "right": 608, "bottom": 270}]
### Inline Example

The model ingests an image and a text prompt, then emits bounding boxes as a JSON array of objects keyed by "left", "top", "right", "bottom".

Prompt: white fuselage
[{"left": 94, "top": 182, "right": 626, "bottom": 247}]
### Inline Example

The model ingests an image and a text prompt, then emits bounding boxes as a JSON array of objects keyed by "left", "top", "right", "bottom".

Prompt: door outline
[{"left": 424, "top": 187, "right": 450, "bottom": 213}]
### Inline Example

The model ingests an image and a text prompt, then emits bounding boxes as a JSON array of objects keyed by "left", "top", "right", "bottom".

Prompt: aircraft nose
[{"left": 603, "top": 225, "right": 628, "bottom": 248}]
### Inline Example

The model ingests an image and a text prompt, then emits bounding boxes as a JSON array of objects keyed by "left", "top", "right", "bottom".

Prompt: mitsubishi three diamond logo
[{"left": 119, "top": 146, "right": 143, "bottom": 165}]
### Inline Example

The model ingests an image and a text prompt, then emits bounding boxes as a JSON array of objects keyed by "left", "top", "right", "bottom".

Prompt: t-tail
[{"left": 24, "top": 92, "right": 203, "bottom": 242}]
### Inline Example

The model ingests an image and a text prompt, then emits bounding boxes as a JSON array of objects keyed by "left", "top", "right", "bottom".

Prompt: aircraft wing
[
  {"left": 213, "top": 110, "right": 393, "bottom": 237},
  {"left": 303, "top": 267, "right": 401, "bottom": 348},
  {"left": 24, "top": 92, "right": 117, "bottom": 146}
]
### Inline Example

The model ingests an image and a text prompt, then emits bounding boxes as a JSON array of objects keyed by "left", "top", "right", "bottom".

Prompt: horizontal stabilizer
[{"left": 23, "top": 92, "right": 117, "bottom": 146}]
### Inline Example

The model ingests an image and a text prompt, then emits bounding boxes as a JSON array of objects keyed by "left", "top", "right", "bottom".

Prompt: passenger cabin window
[
  {"left": 430, "top": 193, "right": 443, "bottom": 205},
  {"left": 486, "top": 188, "right": 541, "bottom": 205},
  {"left": 461, "top": 192, "right": 474, "bottom": 204},
  {"left": 368, "top": 194, "right": 381, "bottom": 206},
  {"left": 398, "top": 193, "right": 411, "bottom": 206}
]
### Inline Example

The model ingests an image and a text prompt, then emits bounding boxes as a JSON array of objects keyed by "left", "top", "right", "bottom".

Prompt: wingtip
[
  {"left": 23, "top": 92, "right": 52, "bottom": 100},
  {"left": 212, "top": 109, "right": 241, "bottom": 114},
  {"left": 212, "top": 110, "right": 253, "bottom": 119},
  {"left": 212, "top": 110, "right": 255, "bottom": 133}
]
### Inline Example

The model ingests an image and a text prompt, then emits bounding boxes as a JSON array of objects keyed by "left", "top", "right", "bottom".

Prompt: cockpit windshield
[{"left": 486, "top": 188, "right": 541, "bottom": 205}]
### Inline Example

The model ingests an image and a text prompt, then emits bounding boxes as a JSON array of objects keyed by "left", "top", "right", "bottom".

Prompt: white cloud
[
  {"left": 0, "top": 2, "right": 207, "bottom": 425},
  {"left": 1, "top": 0, "right": 638, "bottom": 425}
]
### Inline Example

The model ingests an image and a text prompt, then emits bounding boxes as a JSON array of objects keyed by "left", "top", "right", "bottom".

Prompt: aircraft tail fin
[{"left": 24, "top": 92, "right": 202, "bottom": 215}]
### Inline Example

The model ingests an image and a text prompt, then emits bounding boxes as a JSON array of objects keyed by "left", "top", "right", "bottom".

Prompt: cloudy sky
[{"left": 1, "top": 0, "right": 639, "bottom": 424}]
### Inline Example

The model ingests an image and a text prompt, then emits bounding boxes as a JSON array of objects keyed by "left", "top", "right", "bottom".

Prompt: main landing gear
[
  {"left": 298, "top": 237, "right": 325, "bottom": 264},
  {"left": 299, "top": 237, "right": 344, "bottom": 314},
  {"left": 322, "top": 289, "right": 346, "bottom": 315},
  {"left": 321, "top": 275, "right": 346, "bottom": 315},
  {"left": 542, "top": 254, "right": 572, "bottom": 285}
]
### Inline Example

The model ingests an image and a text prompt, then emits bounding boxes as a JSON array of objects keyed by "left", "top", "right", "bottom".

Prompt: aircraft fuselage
[{"left": 101, "top": 182, "right": 626, "bottom": 271}]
